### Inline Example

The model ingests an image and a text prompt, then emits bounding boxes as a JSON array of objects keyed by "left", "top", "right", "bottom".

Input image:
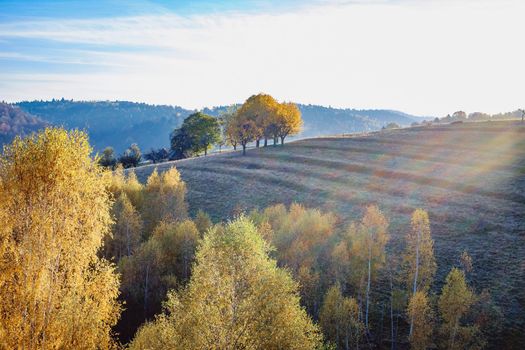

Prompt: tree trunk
[
  {"left": 410, "top": 225, "right": 422, "bottom": 337},
  {"left": 264, "top": 137, "right": 268, "bottom": 147},
  {"left": 390, "top": 274, "right": 395, "bottom": 350},
  {"left": 256, "top": 139, "right": 260, "bottom": 148},
  {"left": 273, "top": 137, "right": 277, "bottom": 146},
  {"left": 366, "top": 247, "right": 371, "bottom": 332},
  {"left": 233, "top": 144, "right": 237, "bottom": 151},
  {"left": 204, "top": 148, "right": 207, "bottom": 156},
  {"left": 242, "top": 144, "right": 246, "bottom": 156},
  {"left": 280, "top": 136, "right": 285, "bottom": 145}
]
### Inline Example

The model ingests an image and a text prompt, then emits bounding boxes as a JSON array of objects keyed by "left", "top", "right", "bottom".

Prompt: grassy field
[{"left": 133, "top": 121, "right": 525, "bottom": 339}]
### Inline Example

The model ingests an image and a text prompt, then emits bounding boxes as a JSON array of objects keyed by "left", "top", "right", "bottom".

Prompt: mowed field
[{"left": 134, "top": 121, "right": 525, "bottom": 337}]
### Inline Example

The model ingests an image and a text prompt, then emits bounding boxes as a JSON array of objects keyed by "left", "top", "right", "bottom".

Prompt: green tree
[
  {"left": 129, "top": 216, "right": 322, "bottom": 350},
  {"left": 119, "top": 143, "right": 142, "bottom": 168},
  {"left": 99, "top": 146, "right": 117, "bottom": 168},
  {"left": 0, "top": 128, "right": 121, "bottom": 349},
  {"left": 173, "top": 112, "right": 221, "bottom": 156}
]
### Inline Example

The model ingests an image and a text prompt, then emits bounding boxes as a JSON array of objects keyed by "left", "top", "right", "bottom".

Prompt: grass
[{"left": 133, "top": 120, "right": 525, "bottom": 339}]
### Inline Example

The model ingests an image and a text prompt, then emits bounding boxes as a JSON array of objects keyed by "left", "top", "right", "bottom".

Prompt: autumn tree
[
  {"left": 407, "top": 291, "right": 433, "bottom": 350},
  {"left": 275, "top": 102, "right": 302, "bottom": 145},
  {"left": 194, "top": 209, "right": 212, "bottom": 236},
  {"left": 347, "top": 205, "right": 389, "bottom": 332},
  {"left": 438, "top": 268, "right": 483, "bottom": 350},
  {"left": 129, "top": 216, "right": 322, "bottom": 350},
  {"left": 320, "top": 284, "right": 363, "bottom": 350},
  {"left": 236, "top": 93, "right": 279, "bottom": 148},
  {"left": 0, "top": 128, "right": 121, "bottom": 349},
  {"left": 119, "top": 220, "right": 199, "bottom": 330},
  {"left": 230, "top": 113, "right": 259, "bottom": 155},
  {"left": 403, "top": 209, "right": 436, "bottom": 336},
  {"left": 259, "top": 203, "right": 337, "bottom": 316},
  {"left": 142, "top": 167, "right": 188, "bottom": 236},
  {"left": 103, "top": 193, "right": 143, "bottom": 261}
]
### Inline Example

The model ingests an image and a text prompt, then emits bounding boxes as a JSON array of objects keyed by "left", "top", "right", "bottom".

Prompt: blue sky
[{"left": 1, "top": 0, "right": 524, "bottom": 116}]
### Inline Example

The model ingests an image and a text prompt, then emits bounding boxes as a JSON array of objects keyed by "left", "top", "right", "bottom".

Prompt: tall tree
[
  {"left": 129, "top": 216, "right": 322, "bottom": 350},
  {"left": 349, "top": 205, "right": 389, "bottom": 332},
  {"left": 0, "top": 128, "right": 121, "bottom": 349},
  {"left": 230, "top": 115, "right": 259, "bottom": 155},
  {"left": 404, "top": 209, "right": 436, "bottom": 336},
  {"left": 407, "top": 291, "right": 433, "bottom": 350}
]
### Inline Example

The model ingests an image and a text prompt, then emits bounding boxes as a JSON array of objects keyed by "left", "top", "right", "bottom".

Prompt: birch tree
[
  {"left": 349, "top": 205, "right": 389, "bottom": 332},
  {"left": 403, "top": 209, "right": 436, "bottom": 336}
]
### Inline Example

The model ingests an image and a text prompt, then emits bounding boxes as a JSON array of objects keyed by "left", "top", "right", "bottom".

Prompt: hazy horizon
[{"left": 1, "top": 0, "right": 524, "bottom": 117}]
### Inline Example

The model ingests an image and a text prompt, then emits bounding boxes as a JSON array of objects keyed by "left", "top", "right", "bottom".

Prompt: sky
[{"left": 0, "top": 0, "right": 524, "bottom": 117}]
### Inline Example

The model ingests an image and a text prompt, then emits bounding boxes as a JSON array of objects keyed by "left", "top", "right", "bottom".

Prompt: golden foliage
[
  {"left": 130, "top": 216, "right": 322, "bottom": 350},
  {"left": 142, "top": 167, "right": 188, "bottom": 235},
  {"left": 438, "top": 267, "right": 483, "bottom": 350},
  {"left": 404, "top": 209, "right": 436, "bottom": 294},
  {"left": 407, "top": 291, "right": 433, "bottom": 350},
  {"left": 0, "top": 128, "right": 120, "bottom": 349},
  {"left": 320, "top": 284, "right": 362, "bottom": 350}
]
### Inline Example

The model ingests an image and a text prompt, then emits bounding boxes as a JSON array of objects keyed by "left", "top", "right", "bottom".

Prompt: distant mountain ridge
[
  {"left": 0, "top": 103, "right": 49, "bottom": 146},
  {"left": 13, "top": 99, "right": 427, "bottom": 153}
]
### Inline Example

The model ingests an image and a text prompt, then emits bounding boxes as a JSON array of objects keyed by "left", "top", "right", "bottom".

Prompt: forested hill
[
  {"left": 14, "top": 99, "right": 425, "bottom": 152},
  {"left": 0, "top": 102, "right": 48, "bottom": 145}
]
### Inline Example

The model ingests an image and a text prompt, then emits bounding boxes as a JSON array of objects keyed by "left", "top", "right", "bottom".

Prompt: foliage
[
  {"left": 120, "top": 220, "right": 199, "bottom": 320},
  {"left": 0, "top": 128, "right": 120, "bottom": 349},
  {"left": 144, "top": 148, "right": 169, "bottom": 164},
  {"left": 438, "top": 267, "right": 483, "bottom": 350},
  {"left": 129, "top": 216, "right": 322, "bottom": 349},
  {"left": 407, "top": 291, "right": 433, "bottom": 350},
  {"left": 275, "top": 102, "right": 303, "bottom": 144},
  {"left": 320, "top": 284, "right": 362, "bottom": 350},
  {"left": 103, "top": 193, "right": 143, "bottom": 261},
  {"left": 99, "top": 146, "right": 117, "bottom": 168},
  {"left": 119, "top": 143, "right": 142, "bottom": 168},
  {"left": 255, "top": 203, "right": 338, "bottom": 316},
  {"left": 170, "top": 112, "right": 220, "bottom": 157},
  {"left": 142, "top": 167, "right": 188, "bottom": 236}
]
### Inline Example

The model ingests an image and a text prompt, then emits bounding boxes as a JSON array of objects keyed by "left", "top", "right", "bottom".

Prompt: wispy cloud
[{"left": 0, "top": 0, "right": 524, "bottom": 115}]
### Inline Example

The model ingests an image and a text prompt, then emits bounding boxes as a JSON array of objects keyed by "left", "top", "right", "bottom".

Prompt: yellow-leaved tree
[
  {"left": 129, "top": 216, "right": 322, "bottom": 350},
  {"left": 0, "top": 128, "right": 121, "bottom": 349},
  {"left": 320, "top": 284, "right": 363, "bottom": 350},
  {"left": 275, "top": 102, "right": 302, "bottom": 145},
  {"left": 438, "top": 267, "right": 483, "bottom": 350},
  {"left": 347, "top": 205, "right": 389, "bottom": 332},
  {"left": 142, "top": 167, "right": 188, "bottom": 236},
  {"left": 403, "top": 208, "right": 436, "bottom": 336},
  {"left": 407, "top": 291, "right": 433, "bottom": 350}
]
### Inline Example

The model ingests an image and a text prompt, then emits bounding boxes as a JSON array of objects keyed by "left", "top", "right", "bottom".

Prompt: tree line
[
  {"left": 98, "top": 93, "right": 303, "bottom": 169},
  {"left": 0, "top": 128, "right": 504, "bottom": 349}
]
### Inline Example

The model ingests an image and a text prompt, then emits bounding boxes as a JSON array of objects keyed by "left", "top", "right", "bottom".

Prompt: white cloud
[{"left": 0, "top": 0, "right": 524, "bottom": 115}]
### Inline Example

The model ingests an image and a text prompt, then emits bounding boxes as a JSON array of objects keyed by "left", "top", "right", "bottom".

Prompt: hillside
[
  {"left": 14, "top": 100, "right": 424, "bottom": 153},
  {"left": 0, "top": 103, "right": 48, "bottom": 145},
  {"left": 133, "top": 120, "right": 525, "bottom": 344}
]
